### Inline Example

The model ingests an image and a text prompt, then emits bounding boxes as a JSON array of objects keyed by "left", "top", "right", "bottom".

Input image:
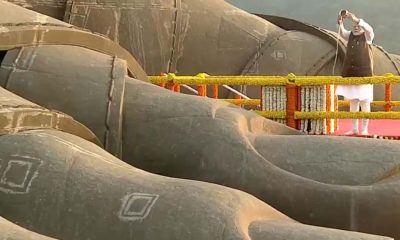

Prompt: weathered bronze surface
[
  {"left": 0, "top": 81, "right": 100, "bottom": 145},
  {"left": 0, "top": 69, "right": 389, "bottom": 240},
  {"left": 0, "top": 217, "right": 57, "bottom": 240},
  {"left": 0, "top": 127, "right": 392, "bottom": 240},
  {"left": 8, "top": 0, "right": 399, "bottom": 102},
  {"left": 0, "top": 1, "right": 148, "bottom": 81},
  {"left": 10, "top": 0, "right": 398, "bottom": 100},
  {"left": 1, "top": 1, "right": 400, "bottom": 239}
]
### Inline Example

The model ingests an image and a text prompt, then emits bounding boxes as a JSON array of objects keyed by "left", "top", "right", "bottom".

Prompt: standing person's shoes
[
  {"left": 344, "top": 119, "right": 359, "bottom": 135},
  {"left": 361, "top": 119, "right": 369, "bottom": 135},
  {"left": 344, "top": 129, "right": 360, "bottom": 135}
]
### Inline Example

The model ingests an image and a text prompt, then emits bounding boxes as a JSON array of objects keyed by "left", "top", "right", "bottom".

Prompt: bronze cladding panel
[
  {"left": 0, "top": 46, "right": 125, "bottom": 153},
  {"left": 0, "top": 87, "right": 100, "bottom": 145}
]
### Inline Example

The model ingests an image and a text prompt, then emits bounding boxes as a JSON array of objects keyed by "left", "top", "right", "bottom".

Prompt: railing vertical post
[
  {"left": 198, "top": 85, "right": 206, "bottom": 97},
  {"left": 212, "top": 85, "right": 219, "bottom": 98},
  {"left": 159, "top": 73, "right": 167, "bottom": 88},
  {"left": 297, "top": 86, "right": 302, "bottom": 130},
  {"left": 166, "top": 83, "right": 175, "bottom": 91},
  {"left": 384, "top": 73, "right": 393, "bottom": 112},
  {"left": 385, "top": 83, "right": 392, "bottom": 112},
  {"left": 286, "top": 73, "right": 298, "bottom": 129},
  {"left": 334, "top": 87, "right": 338, "bottom": 131},
  {"left": 234, "top": 92, "right": 242, "bottom": 106},
  {"left": 165, "top": 73, "right": 176, "bottom": 91},
  {"left": 196, "top": 73, "right": 208, "bottom": 97},
  {"left": 326, "top": 84, "right": 331, "bottom": 133},
  {"left": 259, "top": 86, "right": 264, "bottom": 110},
  {"left": 174, "top": 84, "right": 181, "bottom": 93}
]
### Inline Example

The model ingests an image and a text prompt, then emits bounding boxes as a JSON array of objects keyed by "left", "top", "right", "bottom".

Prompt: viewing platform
[
  {"left": 150, "top": 73, "right": 400, "bottom": 140},
  {"left": 335, "top": 119, "right": 400, "bottom": 139}
]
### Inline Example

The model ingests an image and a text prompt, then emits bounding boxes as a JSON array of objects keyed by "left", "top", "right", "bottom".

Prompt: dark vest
[{"left": 341, "top": 32, "right": 373, "bottom": 77}]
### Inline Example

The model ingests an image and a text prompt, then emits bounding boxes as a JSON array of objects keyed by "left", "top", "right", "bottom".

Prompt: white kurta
[
  {"left": 336, "top": 84, "right": 373, "bottom": 101},
  {"left": 337, "top": 19, "right": 374, "bottom": 102}
]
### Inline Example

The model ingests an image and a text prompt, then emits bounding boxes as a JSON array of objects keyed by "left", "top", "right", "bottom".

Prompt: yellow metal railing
[
  {"left": 150, "top": 73, "right": 400, "bottom": 128},
  {"left": 152, "top": 99, "right": 400, "bottom": 108},
  {"left": 150, "top": 73, "right": 400, "bottom": 85},
  {"left": 224, "top": 99, "right": 260, "bottom": 106},
  {"left": 338, "top": 100, "right": 400, "bottom": 107},
  {"left": 255, "top": 111, "right": 400, "bottom": 120}
]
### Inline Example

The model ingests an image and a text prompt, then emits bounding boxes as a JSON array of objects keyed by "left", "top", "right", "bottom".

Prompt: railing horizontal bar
[
  {"left": 295, "top": 111, "right": 400, "bottom": 119},
  {"left": 217, "top": 100, "right": 400, "bottom": 107},
  {"left": 224, "top": 99, "right": 260, "bottom": 105},
  {"left": 222, "top": 85, "right": 251, "bottom": 99},
  {"left": 149, "top": 73, "right": 400, "bottom": 86},
  {"left": 254, "top": 111, "right": 400, "bottom": 119},
  {"left": 338, "top": 100, "right": 400, "bottom": 107},
  {"left": 181, "top": 84, "right": 198, "bottom": 94}
]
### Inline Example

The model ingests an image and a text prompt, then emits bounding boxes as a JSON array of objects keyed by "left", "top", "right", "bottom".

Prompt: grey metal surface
[
  {"left": 0, "top": 85, "right": 100, "bottom": 145},
  {"left": 4, "top": 0, "right": 68, "bottom": 20},
  {"left": 62, "top": 0, "right": 400, "bottom": 102},
  {"left": 63, "top": 0, "right": 285, "bottom": 75},
  {"left": 0, "top": 129, "right": 392, "bottom": 240},
  {"left": 122, "top": 79, "right": 400, "bottom": 239},
  {"left": 1, "top": 1, "right": 400, "bottom": 239},
  {"left": 8, "top": 0, "right": 400, "bottom": 102},
  {"left": 0, "top": 45, "right": 125, "bottom": 156},
  {"left": 0, "top": 0, "right": 68, "bottom": 25},
  {"left": 0, "top": 217, "right": 57, "bottom": 240},
  {"left": 0, "top": 1, "right": 148, "bottom": 81}
]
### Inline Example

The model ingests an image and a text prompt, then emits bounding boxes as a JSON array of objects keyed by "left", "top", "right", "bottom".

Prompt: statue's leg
[
  {"left": 0, "top": 217, "right": 57, "bottom": 240},
  {"left": 1, "top": 43, "right": 399, "bottom": 238},
  {"left": 1, "top": 129, "right": 391, "bottom": 240},
  {"left": 122, "top": 78, "right": 400, "bottom": 238}
]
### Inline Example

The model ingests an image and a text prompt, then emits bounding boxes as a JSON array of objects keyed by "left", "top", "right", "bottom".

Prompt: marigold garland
[
  {"left": 295, "top": 111, "right": 400, "bottom": 119},
  {"left": 149, "top": 73, "right": 400, "bottom": 86},
  {"left": 254, "top": 111, "right": 400, "bottom": 120},
  {"left": 338, "top": 101, "right": 400, "bottom": 107},
  {"left": 151, "top": 73, "right": 400, "bottom": 128},
  {"left": 224, "top": 99, "right": 260, "bottom": 106}
]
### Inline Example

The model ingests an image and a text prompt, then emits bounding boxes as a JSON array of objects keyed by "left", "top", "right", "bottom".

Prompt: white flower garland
[{"left": 262, "top": 85, "right": 337, "bottom": 132}]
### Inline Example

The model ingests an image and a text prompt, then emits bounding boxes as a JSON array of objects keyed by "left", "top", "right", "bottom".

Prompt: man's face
[{"left": 352, "top": 23, "right": 364, "bottom": 35}]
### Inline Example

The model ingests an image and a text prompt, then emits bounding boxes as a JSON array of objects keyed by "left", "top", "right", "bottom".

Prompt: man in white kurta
[{"left": 336, "top": 11, "right": 374, "bottom": 135}]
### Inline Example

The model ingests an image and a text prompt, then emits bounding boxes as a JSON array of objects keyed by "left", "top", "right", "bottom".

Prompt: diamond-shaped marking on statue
[
  {"left": 0, "top": 156, "right": 42, "bottom": 194},
  {"left": 119, "top": 193, "right": 159, "bottom": 221},
  {"left": 0, "top": 161, "right": 32, "bottom": 188}
]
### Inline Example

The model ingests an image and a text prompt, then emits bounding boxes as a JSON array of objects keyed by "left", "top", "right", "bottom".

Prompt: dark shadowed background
[{"left": 226, "top": 0, "right": 399, "bottom": 53}]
